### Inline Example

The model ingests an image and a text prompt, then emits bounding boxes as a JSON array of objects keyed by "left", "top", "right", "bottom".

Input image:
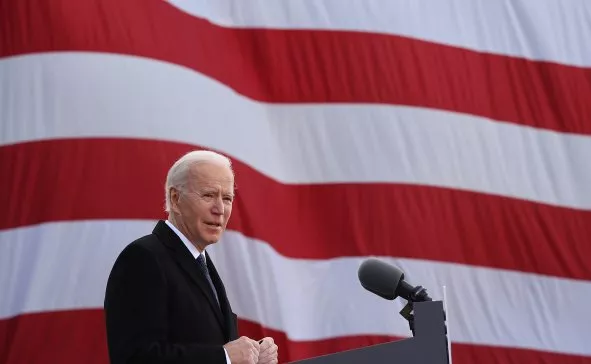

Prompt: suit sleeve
[{"left": 104, "top": 243, "right": 227, "bottom": 364}]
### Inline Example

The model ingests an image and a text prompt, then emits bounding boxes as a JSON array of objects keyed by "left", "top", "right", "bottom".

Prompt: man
[{"left": 104, "top": 150, "right": 278, "bottom": 364}]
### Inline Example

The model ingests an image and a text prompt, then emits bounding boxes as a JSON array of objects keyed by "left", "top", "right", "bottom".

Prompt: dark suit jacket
[{"left": 104, "top": 220, "right": 239, "bottom": 364}]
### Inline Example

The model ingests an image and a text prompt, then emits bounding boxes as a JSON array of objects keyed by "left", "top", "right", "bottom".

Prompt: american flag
[{"left": 1, "top": 0, "right": 591, "bottom": 363}]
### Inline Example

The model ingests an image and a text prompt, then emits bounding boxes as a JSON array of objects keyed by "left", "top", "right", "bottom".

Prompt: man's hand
[
  {"left": 257, "top": 337, "right": 278, "bottom": 364},
  {"left": 224, "top": 336, "right": 260, "bottom": 364}
]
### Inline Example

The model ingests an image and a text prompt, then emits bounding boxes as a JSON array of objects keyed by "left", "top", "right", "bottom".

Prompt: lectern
[{"left": 289, "top": 300, "right": 450, "bottom": 364}]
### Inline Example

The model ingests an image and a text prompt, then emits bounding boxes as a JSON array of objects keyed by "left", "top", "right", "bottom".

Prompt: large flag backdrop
[{"left": 1, "top": 0, "right": 591, "bottom": 363}]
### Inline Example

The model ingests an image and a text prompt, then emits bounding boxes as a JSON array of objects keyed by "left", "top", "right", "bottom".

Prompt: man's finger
[
  {"left": 260, "top": 356, "right": 279, "bottom": 364},
  {"left": 259, "top": 337, "right": 274, "bottom": 346},
  {"left": 259, "top": 347, "right": 278, "bottom": 360}
]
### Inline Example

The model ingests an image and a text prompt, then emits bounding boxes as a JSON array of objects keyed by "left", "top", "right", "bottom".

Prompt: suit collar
[
  {"left": 153, "top": 220, "right": 225, "bottom": 329},
  {"left": 164, "top": 220, "right": 205, "bottom": 261}
]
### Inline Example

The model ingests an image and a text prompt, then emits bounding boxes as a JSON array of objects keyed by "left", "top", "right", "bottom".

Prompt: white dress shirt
[{"left": 165, "top": 220, "right": 232, "bottom": 364}]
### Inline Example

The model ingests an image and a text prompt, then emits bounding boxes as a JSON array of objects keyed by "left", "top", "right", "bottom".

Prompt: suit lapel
[
  {"left": 206, "top": 251, "right": 237, "bottom": 341},
  {"left": 153, "top": 221, "right": 225, "bottom": 329}
]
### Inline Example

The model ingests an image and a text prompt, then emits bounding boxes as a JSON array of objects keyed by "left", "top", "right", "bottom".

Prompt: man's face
[{"left": 171, "top": 162, "right": 234, "bottom": 250}]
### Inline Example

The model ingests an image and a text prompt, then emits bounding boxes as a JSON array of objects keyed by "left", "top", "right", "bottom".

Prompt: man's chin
[
  {"left": 204, "top": 234, "right": 222, "bottom": 245},
  {"left": 200, "top": 227, "right": 224, "bottom": 244}
]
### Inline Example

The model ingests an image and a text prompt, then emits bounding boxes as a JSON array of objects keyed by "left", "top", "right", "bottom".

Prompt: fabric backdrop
[{"left": 1, "top": 0, "right": 590, "bottom": 363}]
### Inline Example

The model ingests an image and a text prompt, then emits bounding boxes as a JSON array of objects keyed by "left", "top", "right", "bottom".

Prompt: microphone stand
[{"left": 398, "top": 285, "right": 432, "bottom": 336}]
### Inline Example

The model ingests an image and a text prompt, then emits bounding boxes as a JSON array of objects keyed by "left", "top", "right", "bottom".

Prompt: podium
[{"left": 289, "top": 300, "right": 450, "bottom": 364}]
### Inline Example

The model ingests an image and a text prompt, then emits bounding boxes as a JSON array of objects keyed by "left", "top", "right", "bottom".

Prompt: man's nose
[{"left": 211, "top": 197, "right": 224, "bottom": 215}]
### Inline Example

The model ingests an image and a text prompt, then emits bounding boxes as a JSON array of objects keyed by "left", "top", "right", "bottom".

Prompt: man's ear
[{"left": 169, "top": 187, "right": 181, "bottom": 214}]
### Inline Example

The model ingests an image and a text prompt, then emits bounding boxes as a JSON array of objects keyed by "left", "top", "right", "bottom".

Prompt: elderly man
[{"left": 104, "top": 150, "right": 278, "bottom": 364}]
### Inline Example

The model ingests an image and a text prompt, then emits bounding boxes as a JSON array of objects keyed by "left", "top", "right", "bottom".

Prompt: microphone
[{"left": 358, "top": 258, "right": 431, "bottom": 302}]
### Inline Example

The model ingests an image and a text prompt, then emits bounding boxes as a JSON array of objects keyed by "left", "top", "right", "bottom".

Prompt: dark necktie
[{"left": 196, "top": 254, "right": 220, "bottom": 307}]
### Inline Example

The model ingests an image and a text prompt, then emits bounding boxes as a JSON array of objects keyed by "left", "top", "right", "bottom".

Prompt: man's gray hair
[{"left": 164, "top": 150, "right": 233, "bottom": 213}]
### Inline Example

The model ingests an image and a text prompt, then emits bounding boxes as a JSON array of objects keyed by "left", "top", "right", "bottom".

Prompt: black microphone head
[{"left": 358, "top": 258, "right": 405, "bottom": 300}]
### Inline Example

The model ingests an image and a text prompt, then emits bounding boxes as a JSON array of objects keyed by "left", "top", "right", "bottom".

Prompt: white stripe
[
  {"left": 2, "top": 53, "right": 590, "bottom": 210},
  {"left": 0, "top": 220, "right": 590, "bottom": 356},
  {"left": 167, "top": 0, "right": 591, "bottom": 67}
]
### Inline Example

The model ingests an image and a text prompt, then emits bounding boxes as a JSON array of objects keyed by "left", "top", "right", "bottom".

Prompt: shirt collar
[{"left": 165, "top": 219, "right": 205, "bottom": 262}]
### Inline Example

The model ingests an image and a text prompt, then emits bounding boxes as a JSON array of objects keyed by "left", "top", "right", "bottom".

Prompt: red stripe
[
  {"left": 1, "top": 310, "right": 589, "bottom": 364},
  {"left": 1, "top": 0, "right": 590, "bottom": 135},
  {"left": 0, "top": 310, "right": 109, "bottom": 364},
  {"left": 1, "top": 138, "right": 590, "bottom": 280}
]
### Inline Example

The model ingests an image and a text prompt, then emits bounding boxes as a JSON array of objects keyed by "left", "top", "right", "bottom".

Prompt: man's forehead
[
  {"left": 193, "top": 178, "right": 234, "bottom": 188},
  {"left": 187, "top": 164, "right": 234, "bottom": 189}
]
